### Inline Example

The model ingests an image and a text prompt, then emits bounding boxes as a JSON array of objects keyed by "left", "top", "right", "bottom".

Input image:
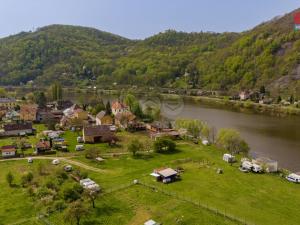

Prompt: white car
[
  {"left": 64, "top": 165, "right": 73, "bottom": 172},
  {"left": 52, "top": 159, "right": 60, "bottom": 165},
  {"left": 286, "top": 173, "right": 300, "bottom": 183},
  {"left": 75, "top": 145, "right": 84, "bottom": 151}
]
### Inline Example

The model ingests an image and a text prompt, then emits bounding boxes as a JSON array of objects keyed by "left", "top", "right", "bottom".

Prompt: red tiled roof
[
  {"left": 1, "top": 146, "right": 16, "bottom": 152},
  {"left": 111, "top": 101, "right": 128, "bottom": 110}
]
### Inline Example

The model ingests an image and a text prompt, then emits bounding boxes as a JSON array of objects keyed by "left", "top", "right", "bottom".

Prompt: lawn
[
  {"left": 1, "top": 130, "right": 300, "bottom": 225},
  {"left": 71, "top": 140, "right": 300, "bottom": 225}
]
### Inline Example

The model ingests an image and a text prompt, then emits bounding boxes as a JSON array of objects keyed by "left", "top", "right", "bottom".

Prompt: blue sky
[{"left": 0, "top": 0, "right": 299, "bottom": 39}]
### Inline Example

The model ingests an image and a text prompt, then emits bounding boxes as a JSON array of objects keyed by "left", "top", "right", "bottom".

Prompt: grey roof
[
  {"left": 158, "top": 168, "right": 177, "bottom": 177},
  {"left": 0, "top": 98, "right": 16, "bottom": 103},
  {"left": 96, "top": 111, "right": 106, "bottom": 120}
]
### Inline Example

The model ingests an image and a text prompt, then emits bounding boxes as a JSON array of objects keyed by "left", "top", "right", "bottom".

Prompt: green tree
[
  {"left": 51, "top": 82, "right": 63, "bottom": 101},
  {"left": 84, "top": 189, "right": 100, "bottom": 208},
  {"left": 34, "top": 91, "right": 47, "bottom": 108},
  {"left": 105, "top": 101, "right": 112, "bottom": 115},
  {"left": 216, "top": 128, "right": 249, "bottom": 154},
  {"left": 154, "top": 138, "right": 176, "bottom": 153},
  {"left": 127, "top": 139, "right": 144, "bottom": 156},
  {"left": 64, "top": 200, "right": 89, "bottom": 225},
  {"left": 6, "top": 172, "right": 14, "bottom": 187}
]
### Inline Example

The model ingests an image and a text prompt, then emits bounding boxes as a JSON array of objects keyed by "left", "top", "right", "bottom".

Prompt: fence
[
  {"left": 33, "top": 180, "right": 252, "bottom": 225},
  {"left": 138, "top": 181, "right": 253, "bottom": 225}
]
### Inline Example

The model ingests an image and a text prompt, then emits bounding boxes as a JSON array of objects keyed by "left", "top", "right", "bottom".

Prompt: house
[
  {"left": 83, "top": 125, "right": 118, "bottom": 144},
  {"left": 3, "top": 110, "right": 20, "bottom": 122},
  {"left": 73, "top": 109, "right": 89, "bottom": 120},
  {"left": 252, "top": 157, "right": 278, "bottom": 173},
  {"left": 111, "top": 101, "right": 129, "bottom": 115},
  {"left": 2, "top": 122, "right": 34, "bottom": 136},
  {"left": 239, "top": 91, "right": 250, "bottom": 101},
  {"left": 114, "top": 111, "right": 136, "bottom": 128},
  {"left": 55, "top": 100, "right": 74, "bottom": 110},
  {"left": 146, "top": 122, "right": 172, "bottom": 133},
  {"left": 96, "top": 111, "right": 113, "bottom": 125},
  {"left": 150, "top": 130, "right": 180, "bottom": 140},
  {"left": 1, "top": 145, "right": 16, "bottom": 157},
  {"left": 20, "top": 104, "right": 38, "bottom": 121},
  {"left": 0, "top": 98, "right": 17, "bottom": 109},
  {"left": 223, "top": 154, "right": 235, "bottom": 163},
  {"left": 63, "top": 104, "right": 82, "bottom": 117},
  {"left": 35, "top": 140, "right": 51, "bottom": 153},
  {"left": 151, "top": 168, "right": 179, "bottom": 184}
]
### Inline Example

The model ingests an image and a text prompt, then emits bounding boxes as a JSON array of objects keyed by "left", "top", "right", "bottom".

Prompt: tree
[
  {"left": 154, "top": 138, "right": 176, "bottom": 153},
  {"left": 51, "top": 82, "right": 63, "bottom": 101},
  {"left": 216, "top": 128, "right": 249, "bottom": 154},
  {"left": 290, "top": 94, "right": 295, "bottom": 104},
  {"left": 34, "top": 91, "right": 47, "bottom": 108},
  {"left": 127, "top": 139, "right": 144, "bottom": 156},
  {"left": 64, "top": 200, "right": 89, "bottom": 225},
  {"left": 6, "top": 172, "right": 14, "bottom": 187},
  {"left": 260, "top": 85, "right": 266, "bottom": 94},
  {"left": 21, "top": 172, "right": 34, "bottom": 187},
  {"left": 277, "top": 95, "right": 282, "bottom": 104},
  {"left": 84, "top": 189, "right": 100, "bottom": 208},
  {"left": 63, "top": 186, "right": 82, "bottom": 202},
  {"left": 124, "top": 93, "right": 137, "bottom": 111},
  {"left": 175, "top": 119, "right": 203, "bottom": 138},
  {"left": 0, "top": 87, "right": 6, "bottom": 97},
  {"left": 105, "top": 101, "right": 112, "bottom": 115},
  {"left": 85, "top": 148, "right": 101, "bottom": 159}
]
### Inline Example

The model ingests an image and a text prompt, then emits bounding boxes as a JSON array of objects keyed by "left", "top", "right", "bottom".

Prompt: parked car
[
  {"left": 77, "top": 136, "right": 83, "bottom": 143},
  {"left": 75, "top": 145, "right": 85, "bottom": 151},
  {"left": 64, "top": 165, "right": 73, "bottom": 172},
  {"left": 52, "top": 159, "right": 60, "bottom": 165}
]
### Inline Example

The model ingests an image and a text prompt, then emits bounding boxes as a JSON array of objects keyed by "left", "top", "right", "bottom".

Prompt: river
[{"left": 23, "top": 89, "right": 300, "bottom": 171}]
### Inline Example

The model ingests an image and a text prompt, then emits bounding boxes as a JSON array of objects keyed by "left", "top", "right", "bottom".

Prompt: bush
[{"left": 154, "top": 138, "right": 176, "bottom": 153}]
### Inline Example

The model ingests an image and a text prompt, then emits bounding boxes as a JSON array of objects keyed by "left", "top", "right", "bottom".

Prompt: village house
[
  {"left": 2, "top": 122, "right": 34, "bottom": 136},
  {"left": 83, "top": 125, "right": 117, "bottom": 144},
  {"left": 239, "top": 91, "right": 250, "bottom": 101},
  {"left": 1, "top": 145, "right": 17, "bottom": 158},
  {"left": 20, "top": 104, "right": 38, "bottom": 121},
  {"left": 73, "top": 108, "right": 89, "bottom": 120},
  {"left": 111, "top": 101, "right": 129, "bottom": 116},
  {"left": 96, "top": 111, "right": 113, "bottom": 125},
  {"left": 146, "top": 122, "right": 172, "bottom": 133},
  {"left": 114, "top": 111, "right": 136, "bottom": 128},
  {"left": 3, "top": 110, "right": 20, "bottom": 122},
  {"left": 35, "top": 140, "right": 51, "bottom": 154},
  {"left": 0, "top": 98, "right": 17, "bottom": 109},
  {"left": 63, "top": 104, "right": 82, "bottom": 117}
]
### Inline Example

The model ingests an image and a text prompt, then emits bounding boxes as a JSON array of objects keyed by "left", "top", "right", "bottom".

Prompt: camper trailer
[
  {"left": 223, "top": 154, "right": 235, "bottom": 163},
  {"left": 286, "top": 173, "right": 300, "bottom": 183}
]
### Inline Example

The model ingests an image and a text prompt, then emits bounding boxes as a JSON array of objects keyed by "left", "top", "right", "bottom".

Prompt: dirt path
[{"left": 0, "top": 156, "right": 105, "bottom": 173}]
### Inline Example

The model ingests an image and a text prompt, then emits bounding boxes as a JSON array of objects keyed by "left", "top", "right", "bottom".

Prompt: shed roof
[{"left": 157, "top": 168, "right": 177, "bottom": 177}]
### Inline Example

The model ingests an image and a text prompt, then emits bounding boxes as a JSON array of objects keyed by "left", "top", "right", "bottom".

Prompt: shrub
[{"left": 154, "top": 138, "right": 176, "bottom": 153}]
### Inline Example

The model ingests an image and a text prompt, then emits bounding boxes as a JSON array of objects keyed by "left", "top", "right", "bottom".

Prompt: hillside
[{"left": 0, "top": 9, "right": 300, "bottom": 97}]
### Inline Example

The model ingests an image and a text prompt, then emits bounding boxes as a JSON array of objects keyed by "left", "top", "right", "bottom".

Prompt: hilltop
[{"left": 0, "top": 8, "right": 300, "bottom": 97}]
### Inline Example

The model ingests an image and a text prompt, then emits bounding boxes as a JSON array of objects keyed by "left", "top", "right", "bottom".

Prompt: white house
[
  {"left": 111, "top": 101, "right": 128, "bottom": 116},
  {"left": 1, "top": 146, "right": 16, "bottom": 157}
]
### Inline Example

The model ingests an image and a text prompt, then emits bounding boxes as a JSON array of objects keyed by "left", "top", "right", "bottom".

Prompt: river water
[{"left": 50, "top": 91, "right": 300, "bottom": 171}]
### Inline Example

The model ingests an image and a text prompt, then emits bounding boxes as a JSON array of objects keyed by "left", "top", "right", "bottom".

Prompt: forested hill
[{"left": 1, "top": 8, "right": 300, "bottom": 97}]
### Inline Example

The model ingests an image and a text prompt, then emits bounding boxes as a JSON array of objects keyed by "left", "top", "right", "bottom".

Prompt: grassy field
[{"left": 1, "top": 130, "right": 300, "bottom": 225}]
